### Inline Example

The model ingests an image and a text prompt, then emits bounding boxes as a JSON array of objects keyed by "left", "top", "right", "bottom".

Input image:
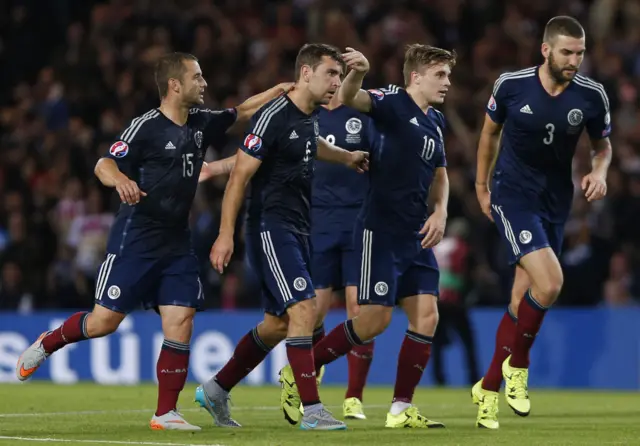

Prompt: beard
[{"left": 547, "top": 52, "right": 577, "bottom": 83}]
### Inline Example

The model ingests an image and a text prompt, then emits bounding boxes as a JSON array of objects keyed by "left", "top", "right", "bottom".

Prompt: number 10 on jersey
[{"left": 422, "top": 135, "right": 436, "bottom": 161}]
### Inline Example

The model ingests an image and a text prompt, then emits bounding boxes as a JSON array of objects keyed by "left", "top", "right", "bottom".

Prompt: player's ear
[
  {"left": 168, "top": 77, "right": 181, "bottom": 94},
  {"left": 541, "top": 42, "right": 551, "bottom": 59},
  {"left": 411, "top": 71, "right": 420, "bottom": 86},
  {"left": 301, "top": 65, "right": 311, "bottom": 83}
]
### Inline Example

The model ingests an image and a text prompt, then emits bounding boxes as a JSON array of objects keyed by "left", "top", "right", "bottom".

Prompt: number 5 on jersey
[{"left": 182, "top": 153, "right": 194, "bottom": 177}]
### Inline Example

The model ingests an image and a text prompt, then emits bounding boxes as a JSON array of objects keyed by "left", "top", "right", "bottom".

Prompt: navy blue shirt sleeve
[
  {"left": 585, "top": 87, "right": 612, "bottom": 140},
  {"left": 240, "top": 98, "right": 284, "bottom": 161},
  {"left": 486, "top": 75, "right": 510, "bottom": 124},
  {"left": 104, "top": 111, "right": 156, "bottom": 172},
  {"left": 433, "top": 109, "right": 447, "bottom": 168},
  {"left": 366, "top": 85, "right": 401, "bottom": 122},
  {"left": 188, "top": 107, "right": 238, "bottom": 150}
]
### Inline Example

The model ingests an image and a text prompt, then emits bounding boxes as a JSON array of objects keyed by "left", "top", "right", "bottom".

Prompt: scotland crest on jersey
[
  {"left": 345, "top": 117, "right": 362, "bottom": 144},
  {"left": 194, "top": 130, "right": 203, "bottom": 149},
  {"left": 567, "top": 109, "right": 583, "bottom": 127}
]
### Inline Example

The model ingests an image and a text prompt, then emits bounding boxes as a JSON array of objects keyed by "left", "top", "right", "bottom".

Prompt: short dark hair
[
  {"left": 543, "top": 16, "right": 585, "bottom": 43},
  {"left": 403, "top": 44, "right": 457, "bottom": 86},
  {"left": 294, "top": 43, "right": 344, "bottom": 81},
  {"left": 154, "top": 52, "right": 198, "bottom": 98}
]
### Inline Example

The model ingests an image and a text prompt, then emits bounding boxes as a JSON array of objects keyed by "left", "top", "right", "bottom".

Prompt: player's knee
[
  {"left": 258, "top": 317, "right": 288, "bottom": 346},
  {"left": 286, "top": 298, "right": 317, "bottom": 331},
  {"left": 314, "top": 289, "right": 332, "bottom": 323},
  {"left": 412, "top": 307, "right": 439, "bottom": 337},
  {"left": 160, "top": 307, "right": 195, "bottom": 343},
  {"left": 86, "top": 312, "right": 121, "bottom": 337},
  {"left": 537, "top": 277, "right": 563, "bottom": 301},
  {"left": 86, "top": 305, "right": 125, "bottom": 337},
  {"left": 354, "top": 305, "right": 392, "bottom": 339},
  {"left": 346, "top": 300, "right": 361, "bottom": 319}
]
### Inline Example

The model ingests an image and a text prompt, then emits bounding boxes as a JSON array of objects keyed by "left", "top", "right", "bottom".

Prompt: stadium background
[{"left": 0, "top": 0, "right": 638, "bottom": 389}]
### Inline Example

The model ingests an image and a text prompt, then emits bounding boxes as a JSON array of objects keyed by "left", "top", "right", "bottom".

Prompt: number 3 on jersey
[{"left": 543, "top": 123, "right": 555, "bottom": 145}]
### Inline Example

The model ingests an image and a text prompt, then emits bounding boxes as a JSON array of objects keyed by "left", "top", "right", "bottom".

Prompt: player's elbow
[{"left": 94, "top": 158, "right": 107, "bottom": 180}]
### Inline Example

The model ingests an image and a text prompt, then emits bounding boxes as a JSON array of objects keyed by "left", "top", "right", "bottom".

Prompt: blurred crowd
[{"left": 0, "top": 0, "right": 639, "bottom": 312}]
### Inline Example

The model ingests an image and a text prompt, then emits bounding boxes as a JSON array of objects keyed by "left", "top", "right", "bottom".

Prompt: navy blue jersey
[
  {"left": 359, "top": 85, "right": 447, "bottom": 235},
  {"left": 312, "top": 106, "right": 372, "bottom": 231},
  {"left": 242, "top": 95, "right": 319, "bottom": 235},
  {"left": 487, "top": 66, "right": 611, "bottom": 223},
  {"left": 104, "top": 107, "right": 237, "bottom": 257}
]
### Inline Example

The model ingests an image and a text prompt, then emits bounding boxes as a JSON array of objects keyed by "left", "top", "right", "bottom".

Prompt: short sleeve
[
  {"left": 585, "top": 86, "right": 612, "bottom": 140},
  {"left": 486, "top": 75, "right": 510, "bottom": 124},
  {"left": 434, "top": 111, "right": 447, "bottom": 168},
  {"left": 104, "top": 111, "right": 158, "bottom": 172},
  {"left": 366, "top": 85, "right": 401, "bottom": 123},
  {"left": 240, "top": 98, "right": 285, "bottom": 160},
  {"left": 198, "top": 107, "right": 238, "bottom": 148}
]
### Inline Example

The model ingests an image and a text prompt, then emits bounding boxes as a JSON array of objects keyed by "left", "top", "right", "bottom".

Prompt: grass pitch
[{"left": 0, "top": 383, "right": 638, "bottom": 445}]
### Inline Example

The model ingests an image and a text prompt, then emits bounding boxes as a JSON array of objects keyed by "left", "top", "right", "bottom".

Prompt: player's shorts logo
[
  {"left": 519, "top": 230, "right": 532, "bottom": 245},
  {"left": 567, "top": 109, "right": 583, "bottom": 126},
  {"left": 107, "top": 285, "right": 121, "bottom": 300},
  {"left": 374, "top": 281, "right": 388, "bottom": 296},
  {"left": 244, "top": 134, "right": 263, "bottom": 152},
  {"left": 293, "top": 277, "right": 307, "bottom": 291},
  {"left": 109, "top": 141, "right": 129, "bottom": 158},
  {"left": 368, "top": 89, "right": 385, "bottom": 100},
  {"left": 604, "top": 112, "right": 611, "bottom": 126},
  {"left": 194, "top": 130, "right": 203, "bottom": 149},
  {"left": 345, "top": 118, "right": 362, "bottom": 134},
  {"left": 487, "top": 95, "right": 497, "bottom": 111}
]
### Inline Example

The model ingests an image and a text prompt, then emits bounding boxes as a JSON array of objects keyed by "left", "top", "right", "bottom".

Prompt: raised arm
[
  {"left": 339, "top": 47, "right": 372, "bottom": 113},
  {"left": 317, "top": 137, "right": 368, "bottom": 172},
  {"left": 475, "top": 114, "right": 503, "bottom": 221},
  {"left": 210, "top": 150, "right": 261, "bottom": 273},
  {"left": 227, "top": 83, "right": 294, "bottom": 134}
]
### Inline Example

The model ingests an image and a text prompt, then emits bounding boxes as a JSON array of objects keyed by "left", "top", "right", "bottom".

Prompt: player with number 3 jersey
[{"left": 473, "top": 16, "right": 612, "bottom": 429}]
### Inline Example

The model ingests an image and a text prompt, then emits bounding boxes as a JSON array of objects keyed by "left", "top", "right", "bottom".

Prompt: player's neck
[
  {"left": 287, "top": 88, "right": 316, "bottom": 115},
  {"left": 539, "top": 63, "right": 570, "bottom": 96},
  {"left": 159, "top": 98, "right": 190, "bottom": 126},
  {"left": 405, "top": 86, "right": 430, "bottom": 113}
]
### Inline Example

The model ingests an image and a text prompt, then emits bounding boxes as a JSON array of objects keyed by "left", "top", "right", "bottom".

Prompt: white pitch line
[
  {"left": 0, "top": 403, "right": 456, "bottom": 419},
  {"left": 0, "top": 436, "right": 225, "bottom": 446}
]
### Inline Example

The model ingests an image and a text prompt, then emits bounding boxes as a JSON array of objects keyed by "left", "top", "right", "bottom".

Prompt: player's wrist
[
  {"left": 475, "top": 181, "right": 489, "bottom": 191},
  {"left": 218, "top": 228, "right": 235, "bottom": 238}
]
